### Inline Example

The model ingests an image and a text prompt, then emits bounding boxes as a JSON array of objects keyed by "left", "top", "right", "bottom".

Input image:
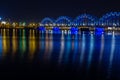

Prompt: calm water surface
[{"left": 0, "top": 29, "right": 120, "bottom": 80}]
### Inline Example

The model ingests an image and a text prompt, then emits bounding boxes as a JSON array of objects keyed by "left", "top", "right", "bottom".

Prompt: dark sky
[{"left": 0, "top": 0, "right": 119, "bottom": 22}]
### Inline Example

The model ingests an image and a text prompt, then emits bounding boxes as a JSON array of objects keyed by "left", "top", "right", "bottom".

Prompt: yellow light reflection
[
  {"left": 2, "top": 29, "right": 10, "bottom": 57},
  {"left": 29, "top": 30, "right": 36, "bottom": 60},
  {"left": 12, "top": 29, "right": 17, "bottom": 54}
]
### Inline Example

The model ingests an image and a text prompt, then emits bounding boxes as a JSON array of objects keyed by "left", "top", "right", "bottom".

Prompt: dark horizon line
[{"left": 1, "top": 11, "right": 120, "bottom": 22}]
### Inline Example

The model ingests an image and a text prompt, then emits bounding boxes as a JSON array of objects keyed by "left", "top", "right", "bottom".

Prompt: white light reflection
[
  {"left": 39, "top": 30, "right": 45, "bottom": 61},
  {"left": 97, "top": 34, "right": 105, "bottom": 77},
  {"left": 99, "top": 34, "right": 105, "bottom": 65},
  {"left": 80, "top": 33, "right": 85, "bottom": 65},
  {"left": 87, "top": 34, "right": 94, "bottom": 70},
  {"left": 44, "top": 32, "right": 53, "bottom": 62},
  {"left": 47, "top": 32, "right": 53, "bottom": 61},
  {"left": 72, "top": 34, "right": 78, "bottom": 63},
  {"left": 43, "top": 32, "right": 49, "bottom": 62},
  {"left": 65, "top": 34, "right": 71, "bottom": 63},
  {"left": 58, "top": 33, "right": 65, "bottom": 65},
  {"left": 107, "top": 33, "right": 115, "bottom": 79}
]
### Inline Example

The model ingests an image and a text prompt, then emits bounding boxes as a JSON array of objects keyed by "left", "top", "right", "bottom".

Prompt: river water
[{"left": 0, "top": 29, "right": 120, "bottom": 80}]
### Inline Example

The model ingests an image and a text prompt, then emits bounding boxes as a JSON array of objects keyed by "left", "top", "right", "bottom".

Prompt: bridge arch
[
  {"left": 99, "top": 12, "right": 120, "bottom": 26},
  {"left": 55, "top": 16, "right": 72, "bottom": 26},
  {"left": 41, "top": 17, "right": 54, "bottom": 26},
  {"left": 73, "top": 14, "right": 97, "bottom": 26}
]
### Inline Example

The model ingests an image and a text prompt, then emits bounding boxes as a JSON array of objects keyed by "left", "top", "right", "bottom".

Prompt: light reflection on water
[
  {"left": 80, "top": 33, "right": 85, "bottom": 65},
  {"left": 58, "top": 33, "right": 64, "bottom": 65},
  {"left": 87, "top": 34, "right": 94, "bottom": 70},
  {"left": 0, "top": 29, "right": 120, "bottom": 79},
  {"left": 107, "top": 33, "right": 115, "bottom": 79}
]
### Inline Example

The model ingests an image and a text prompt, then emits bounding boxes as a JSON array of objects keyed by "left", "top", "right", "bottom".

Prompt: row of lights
[
  {"left": 0, "top": 21, "right": 119, "bottom": 28},
  {"left": 39, "top": 22, "right": 119, "bottom": 27}
]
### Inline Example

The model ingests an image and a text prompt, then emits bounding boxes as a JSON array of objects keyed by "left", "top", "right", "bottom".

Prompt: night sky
[{"left": 0, "top": 0, "right": 119, "bottom": 22}]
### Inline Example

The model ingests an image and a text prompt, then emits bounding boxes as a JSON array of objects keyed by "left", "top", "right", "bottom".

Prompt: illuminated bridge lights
[
  {"left": 0, "top": 12, "right": 119, "bottom": 29},
  {"left": 99, "top": 12, "right": 120, "bottom": 27},
  {"left": 95, "top": 27, "right": 104, "bottom": 35},
  {"left": 70, "top": 27, "right": 78, "bottom": 32},
  {"left": 40, "top": 12, "right": 120, "bottom": 27},
  {"left": 69, "top": 27, "right": 78, "bottom": 34},
  {"left": 37, "top": 26, "right": 46, "bottom": 31},
  {"left": 53, "top": 27, "right": 60, "bottom": 31},
  {"left": 41, "top": 17, "right": 54, "bottom": 24},
  {"left": 72, "top": 14, "right": 97, "bottom": 27}
]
